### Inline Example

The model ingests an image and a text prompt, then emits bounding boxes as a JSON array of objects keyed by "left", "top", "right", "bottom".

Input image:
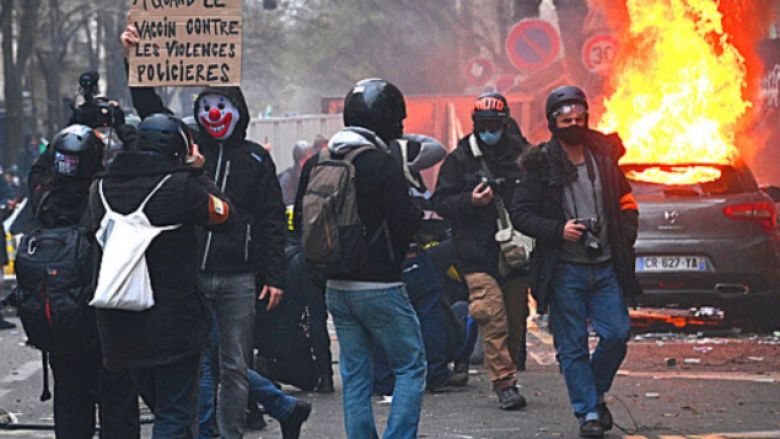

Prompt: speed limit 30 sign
[{"left": 582, "top": 34, "right": 618, "bottom": 74}]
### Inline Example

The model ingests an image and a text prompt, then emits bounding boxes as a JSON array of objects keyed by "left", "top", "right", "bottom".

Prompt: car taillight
[{"left": 723, "top": 202, "right": 777, "bottom": 234}]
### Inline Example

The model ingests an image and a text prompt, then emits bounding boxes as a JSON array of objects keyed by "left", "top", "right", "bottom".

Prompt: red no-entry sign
[
  {"left": 466, "top": 58, "right": 495, "bottom": 87},
  {"left": 505, "top": 19, "right": 561, "bottom": 72}
]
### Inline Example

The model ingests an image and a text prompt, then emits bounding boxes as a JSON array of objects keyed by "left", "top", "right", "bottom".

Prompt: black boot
[
  {"left": 280, "top": 401, "right": 312, "bottom": 439},
  {"left": 596, "top": 403, "right": 613, "bottom": 431},
  {"left": 246, "top": 403, "right": 267, "bottom": 431},
  {"left": 579, "top": 420, "right": 605, "bottom": 439},
  {"left": 447, "top": 363, "right": 469, "bottom": 387},
  {"left": 316, "top": 375, "right": 335, "bottom": 393},
  {"left": 496, "top": 384, "right": 526, "bottom": 410}
]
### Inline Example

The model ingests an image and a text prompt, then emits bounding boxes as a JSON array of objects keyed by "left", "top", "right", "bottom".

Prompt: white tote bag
[{"left": 91, "top": 175, "right": 181, "bottom": 312}]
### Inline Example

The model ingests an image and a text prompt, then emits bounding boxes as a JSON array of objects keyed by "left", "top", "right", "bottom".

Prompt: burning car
[{"left": 623, "top": 160, "right": 780, "bottom": 329}]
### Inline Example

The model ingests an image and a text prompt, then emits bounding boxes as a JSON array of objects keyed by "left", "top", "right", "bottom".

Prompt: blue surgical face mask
[{"left": 479, "top": 130, "right": 503, "bottom": 146}]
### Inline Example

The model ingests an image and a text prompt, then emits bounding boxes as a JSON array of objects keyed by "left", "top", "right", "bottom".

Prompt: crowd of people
[{"left": 0, "top": 24, "right": 641, "bottom": 439}]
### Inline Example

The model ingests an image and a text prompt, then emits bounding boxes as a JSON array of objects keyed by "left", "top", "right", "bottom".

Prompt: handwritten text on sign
[{"left": 129, "top": 0, "right": 243, "bottom": 87}]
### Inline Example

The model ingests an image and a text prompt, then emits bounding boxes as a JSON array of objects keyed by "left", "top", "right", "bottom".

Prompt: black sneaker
[
  {"left": 316, "top": 376, "right": 335, "bottom": 394},
  {"left": 280, "top": 400, "right": 312, "bottom": 439},
  {"left": 579, "top": 420, "right": 605, "bottom": 438},
  {"left": 596, "top": 403, "right": 613, "bottom": 431},
  {"left": 0, "top": 319, "right": 15, "bottom": 331},
  {"left": 447, "top": 363, "right": 469, "bottom": 387},
  {"left": 496, "top": 385, "right": 526, "bottom": 410}
]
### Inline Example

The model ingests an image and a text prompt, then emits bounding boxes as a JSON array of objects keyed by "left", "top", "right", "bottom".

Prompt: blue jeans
[
  {"left": 451, "top": 301, "right": 479, "bottom": 366},
  {"left": 374, "top": 252, "right": 450, "bottom": 393},
  {"left": 131, "top": 354, "right": 203, "bottom": 439},
  {"left": 199, "top": 315, "right": 297, "bottom": 439},
  {"left": 327, "top": 286, "right": 427, "bottom": 439},
  {"left": 199, "top": 272, "right": 256, "bottom": 439},
  {"left": 549, "top": 263, "right": 631, "bottom": 418}
]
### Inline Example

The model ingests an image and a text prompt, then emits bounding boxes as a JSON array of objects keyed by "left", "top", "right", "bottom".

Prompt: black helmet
[
  {"left": 343, "top": 79, "right": 407, "bottom": 143},
  {"left": 546, "top": 85, "right": 589, "bottom": 129},
  {"left": 138, "top": 113, "right": 193, "bottom": 163},
  {"left": 51, "top": 125, "right": 105, "bottom": 178},
  {"left": 472, "top": 93, "right": 510, "bottom": 123}
]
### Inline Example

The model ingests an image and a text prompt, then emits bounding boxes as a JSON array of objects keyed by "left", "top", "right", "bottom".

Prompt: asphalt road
[{"left": 0, "top": 310, "right": 778, "bottom": 439}]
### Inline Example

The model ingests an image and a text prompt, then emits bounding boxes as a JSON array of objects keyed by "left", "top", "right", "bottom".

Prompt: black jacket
[
  {"left": 432, "top": 133, "right": 529, "bottom": 278},
  {"left": 510, "top": 131, "right": 642, "bottom": 311},
  {"left": 89, "top": 152, "right": 231, "bottom": 369},
  {"left": 131, "top": 86, "right": 287, "bottom": 288},
  {"left": 293, "top": 128, "right": 422, "bottom": 283}
]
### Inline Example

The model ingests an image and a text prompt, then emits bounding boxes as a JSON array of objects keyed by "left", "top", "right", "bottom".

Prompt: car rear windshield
[{"left": 620, "top": 165, "right": 751, "bottom": 197}]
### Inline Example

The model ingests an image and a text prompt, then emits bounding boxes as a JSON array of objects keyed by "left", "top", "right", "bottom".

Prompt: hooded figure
[
  {"left": 131, "top": 85, "right": 286, "bottom": 284},
  {"left": 130, "top": 84, "right": 291, "bottom": 439}
]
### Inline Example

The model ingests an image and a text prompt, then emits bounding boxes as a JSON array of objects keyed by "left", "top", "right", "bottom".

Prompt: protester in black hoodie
[
  {"left": 30, "top": 125, "right": 140, "bottom": 439},
  {"left": 122, "top": 25, "right": 288, "bottom": 438},
  {"left": 90, "top": 114, "right": 233, "bottom": 439}
]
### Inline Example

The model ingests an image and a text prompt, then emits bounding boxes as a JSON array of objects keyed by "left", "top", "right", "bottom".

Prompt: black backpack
[{"left": 13, "top": 192, "right": 96, "bottom": 355}]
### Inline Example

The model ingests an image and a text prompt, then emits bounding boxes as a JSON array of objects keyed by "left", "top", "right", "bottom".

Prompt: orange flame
[{"left": 598, "top": 0, "right": 753, "bottom": 185}]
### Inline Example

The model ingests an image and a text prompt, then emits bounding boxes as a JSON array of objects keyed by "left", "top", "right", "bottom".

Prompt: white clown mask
[{"left": 197, "top": 93, "right": 240, "bottom": 140}]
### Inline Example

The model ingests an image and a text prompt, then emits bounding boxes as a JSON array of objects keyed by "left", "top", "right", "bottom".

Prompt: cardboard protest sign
[{"left": 129, "top": 0, "right": 243, "bottom": 87}]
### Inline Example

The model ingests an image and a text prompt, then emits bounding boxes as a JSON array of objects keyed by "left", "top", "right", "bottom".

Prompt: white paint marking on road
[
  {"left": 0, "top": 360, "right": 41, "bottom": 384},
  {"left": 529, "top": 351, "right": 557, "bottom": 366},
  {"left": 1, "top": 432, "right": 55, "bottom": 438},
  {"left": 618, "top": 371, "right": 780, "bottom": 383}
]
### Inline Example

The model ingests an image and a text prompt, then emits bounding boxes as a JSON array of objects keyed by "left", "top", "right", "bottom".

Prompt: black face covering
[{"left": 554, "top": 125, "right": 589, "bottom": 146}]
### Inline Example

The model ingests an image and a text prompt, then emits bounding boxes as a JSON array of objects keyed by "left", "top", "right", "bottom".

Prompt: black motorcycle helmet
[
  {"left": 51, "top": 125, "right": 105, "bottom": 178},
  {"left": 472, "top": 93, "right": 510, "bottom": 123},
  {"left": 138, "top": 113, "right": 193, "bottom": 164},
  {"left": 343, "top": 78, "right": 407, "bottom": 143},
  {"left": 545, "top": 85, "right": 589, "bottom": 130}
]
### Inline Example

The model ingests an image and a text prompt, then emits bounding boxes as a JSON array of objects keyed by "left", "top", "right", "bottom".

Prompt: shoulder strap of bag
[
  {"left": 343, "top": 145, "right": 376, "bottom": 162},
  {"left": 136, "top": 174, "right": 174, "bottom": 214},
  {"left": 33, "top": 191, "right": 52, "bottom": 225},
  {"left": 396, "top": 139, "right": 422, "bottom": 188},
  {"left": 469, "top": 135, "right": 512, "bottom": 231},
  {"left": 98, "top": 179, "right": 113, "bottom": 213}
]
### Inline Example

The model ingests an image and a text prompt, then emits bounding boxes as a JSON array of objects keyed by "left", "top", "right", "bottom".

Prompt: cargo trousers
[{"left": 464, "top": 273, "right": 529, "bottom": 388}]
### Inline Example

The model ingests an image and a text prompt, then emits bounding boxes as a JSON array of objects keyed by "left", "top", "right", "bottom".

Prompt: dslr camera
[
  {"left": 575, "top": 218, "right": 603, "bottom": 259},
  {"left": 71, "top": 71, "right": 120, "bottom": 129},
  {"left": 476, "top": 170, "right": 505, "bottom": 193}
]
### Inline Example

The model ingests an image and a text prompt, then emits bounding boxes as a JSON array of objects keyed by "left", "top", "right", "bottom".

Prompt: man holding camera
[
  {"left": 510, "top": 86, "right": 641, "bottom": 438},
  {"left": 433, "top": 93, "right": 530, "bottom": 410}
]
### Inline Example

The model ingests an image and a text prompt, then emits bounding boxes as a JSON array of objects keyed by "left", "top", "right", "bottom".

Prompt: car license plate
[{"left": 636, "top": 256, "right": 707, "bottom": 272}]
